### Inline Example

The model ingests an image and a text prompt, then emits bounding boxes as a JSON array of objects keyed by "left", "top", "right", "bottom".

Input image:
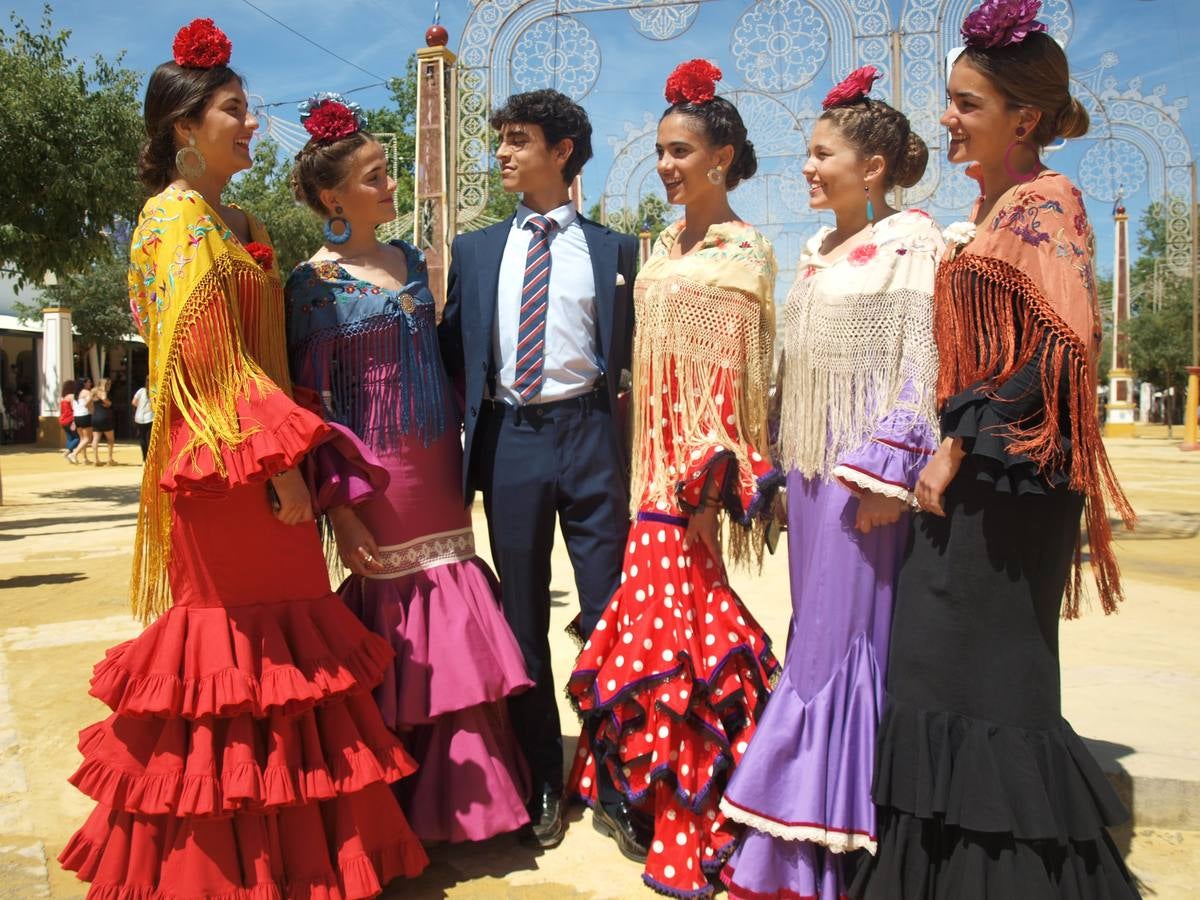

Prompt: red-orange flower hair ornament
[
  {"left": 299, "top": 92, "right": 368, "bottom": 142},
  {"left": 822, "top": 65, "right": 881, "bottom": 109},
  {"left": 665, "top": 59, "right": 723, "bottom": 105},
  {"left": 172, "top": 18, "right": 232, "bottom": 69}
]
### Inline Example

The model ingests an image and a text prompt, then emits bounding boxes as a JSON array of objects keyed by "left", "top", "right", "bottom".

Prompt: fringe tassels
[
  {"left": 131, "top": 254, "right": 287, "bottom": 624},
  {"left": 934, "top": 253, "right": 1135, "bottom": 616}
]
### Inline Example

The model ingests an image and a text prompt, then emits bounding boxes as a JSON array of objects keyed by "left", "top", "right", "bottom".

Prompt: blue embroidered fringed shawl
[{"left": 284, "top": 240, "right": 447, "bottom": 451}]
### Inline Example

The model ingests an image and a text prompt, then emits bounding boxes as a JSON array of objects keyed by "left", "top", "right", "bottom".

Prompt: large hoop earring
[
  {"left": 175, "top": 136, "right": 206, "bottom": 179},
  {"left": 1003, "top": 128, "right": 1041, "bottom": 184},
  {"left": 707, "top": 165, "right": 725, "bottom": 185},
  {"left": 324, "top": 206, "right": 351, "bottom": 245}
]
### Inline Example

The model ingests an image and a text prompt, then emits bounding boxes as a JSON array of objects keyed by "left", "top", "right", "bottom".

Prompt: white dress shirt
[{"left": 492, "top": 202, "right": 601, "bottom": 405}]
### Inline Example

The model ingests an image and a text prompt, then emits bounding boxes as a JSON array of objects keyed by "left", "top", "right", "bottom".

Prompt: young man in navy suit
[{"left": 439, "top": 89, "right": 647, "bottom": 857}]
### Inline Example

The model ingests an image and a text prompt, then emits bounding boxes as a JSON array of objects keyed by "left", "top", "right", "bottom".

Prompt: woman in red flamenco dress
[
  {"left": 57, "top": 20, "right": 428, "bottom": 898},
  {"left": 566, "top": 60, "right": 783, "bottom": 899}
]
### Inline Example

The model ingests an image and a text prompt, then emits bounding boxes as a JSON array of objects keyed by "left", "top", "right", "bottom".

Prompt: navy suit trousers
[{"left": 476, "top": 395, "right": 628, "bottom": 795}]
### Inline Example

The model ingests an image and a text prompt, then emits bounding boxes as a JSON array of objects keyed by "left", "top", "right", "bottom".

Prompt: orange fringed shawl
[
  {"left": 937, "top": 167, "right": 1134, "bottom": 617},
  {"left": 127, "top": 188, "right": 292, "bottom": 622}
]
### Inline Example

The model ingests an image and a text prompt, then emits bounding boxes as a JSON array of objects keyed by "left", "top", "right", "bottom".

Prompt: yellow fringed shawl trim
[
  {"left": 131, "top": 246, "right": 290, "bottom": 624},
  {"left": 630, "top": 275, "right": 774, "bottom": 568}
]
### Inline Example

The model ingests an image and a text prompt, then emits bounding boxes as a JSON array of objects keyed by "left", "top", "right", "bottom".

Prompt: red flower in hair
[
  {"left": 173, "top": 18, "right": 232, "bottom": 69},
  {"left": 665, "top": 59, "right": 723, "bottom": 106},
  {"left": 822, "top": 66, "right": 880, "bottom": 110},
  {"left": 245, "top": 241, "right": 274, "bottom": 271},
  {"left": 303, "top": 100, "right": 361, "bottom": 142}
]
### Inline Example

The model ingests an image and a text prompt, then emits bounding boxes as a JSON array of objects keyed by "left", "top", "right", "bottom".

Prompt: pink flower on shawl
[
  {"left": 961, "top": 0, "right": 1047, "bottom": 50},
  {"left": 848, "top": 243, "right": 878, "bottom": 266}
]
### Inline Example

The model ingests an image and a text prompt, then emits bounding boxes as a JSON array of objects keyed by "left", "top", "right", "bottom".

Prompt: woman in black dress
[{"left": 854, "top": 2, "right": 1139, "bottom": 897}]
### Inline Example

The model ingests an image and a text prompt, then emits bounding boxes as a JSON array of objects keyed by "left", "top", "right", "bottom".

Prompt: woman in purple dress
[
  {"left": 720, "top": 68, "right": 942, "bottom": 899},
  {"left": 284, "top": 93, "right": 533, "bottom": 844}
]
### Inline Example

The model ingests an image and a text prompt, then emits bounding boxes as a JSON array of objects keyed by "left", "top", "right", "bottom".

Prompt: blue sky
[{"left": 10, "top": 0, "right": 1200, "bottom": 282}]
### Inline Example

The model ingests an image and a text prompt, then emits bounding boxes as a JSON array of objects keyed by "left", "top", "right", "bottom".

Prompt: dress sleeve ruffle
[
  {"left": 160, "top": 382, "right": 328, "bottom": 495},
  {"left": 832, "top": 382, "right": 939, "bottom": 506},
  {"left": 289, "top": 387, "right": 391, "bottom": 513},
  {"left": 675, "top": 443, "right": 784, "bottom": 527}
]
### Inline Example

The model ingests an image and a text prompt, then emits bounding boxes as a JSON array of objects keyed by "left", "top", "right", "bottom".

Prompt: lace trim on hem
[
  {"left": 366, "top": 527, "right": 475, "bottom": 580},
  {"left": 831, "top": 465, "right": 917, "bottom": 507},
  {"left": 718, "top": 797, "right": 877, "bottom": 854}
]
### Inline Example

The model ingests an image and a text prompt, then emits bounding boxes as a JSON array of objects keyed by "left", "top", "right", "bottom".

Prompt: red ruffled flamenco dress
[
  {"left": 58, "top": 189, "right": 429, "bottom": 898},
  {"left": 565, "top": 219, "right": 784, "bottom": 899}
]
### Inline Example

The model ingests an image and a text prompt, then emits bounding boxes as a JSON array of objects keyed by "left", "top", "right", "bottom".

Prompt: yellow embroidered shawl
[
  {"left": 127, "top": 188, "right": 290, "bottom": 622},
  {"left": 632, "top": 220, "right": 777, "bottom": 565}
]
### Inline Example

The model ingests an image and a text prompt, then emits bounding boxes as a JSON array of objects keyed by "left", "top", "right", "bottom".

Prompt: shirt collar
[{"left": 515, "top": 201, "right": 577, "bottom": 232}]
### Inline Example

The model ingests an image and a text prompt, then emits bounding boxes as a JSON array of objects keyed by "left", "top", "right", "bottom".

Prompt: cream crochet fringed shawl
[
  {"left": 631, "top": 220, "right": 778, "bottom": 568},
  {"left": 778, "top": 210, "right": 944, "bottom": 482}
]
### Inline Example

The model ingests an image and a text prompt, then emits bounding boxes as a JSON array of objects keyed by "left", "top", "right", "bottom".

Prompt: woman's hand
[
  {"left": 269, "top": 468, "right": 315, "bottom": 525},
  {"left": 914, "top": 437, "right": 965, "bottom": 518},
  {"left": 685, "top": 497, "right": 722, "bottom": 566},
  {"left": 854, "top": 491, "right": 908, "bottom": 534},
  {"left": 328, "top": 505, "right": 385, "bottom": 576}
]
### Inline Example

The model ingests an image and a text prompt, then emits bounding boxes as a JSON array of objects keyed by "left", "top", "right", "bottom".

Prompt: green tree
[
  {"left": 0, "top": 7, "right": 143, "bottom": 285},
  {"left": 1125, "top": 202, "right": 1193, "bottom": 426},
  {"left": 590, "top": 194, "right": 671, "bottom": 241},
  {"left": 225, "top": 139, "right": 321, "bottom": 277}
]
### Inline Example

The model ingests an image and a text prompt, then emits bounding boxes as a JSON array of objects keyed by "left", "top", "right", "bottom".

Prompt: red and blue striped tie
[{"left": 512, "top": 214, "right": 554, "bottom": 403}]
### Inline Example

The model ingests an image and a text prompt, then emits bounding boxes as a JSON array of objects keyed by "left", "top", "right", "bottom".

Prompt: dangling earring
[
  {"left": 707, "top": 165, "right": 724, "bottom": 185},
  {"left": 1003, "top": 126, "right": 1041, "bottom": 184},
  {"left": 175, "top": 135, "right": 206, "bottom": 179},
  {"left": 324, "top": 205, "right": 351, "bottom": 245},
  {"left": 865, "top": 184, "right": 875, "bottom": 225}
]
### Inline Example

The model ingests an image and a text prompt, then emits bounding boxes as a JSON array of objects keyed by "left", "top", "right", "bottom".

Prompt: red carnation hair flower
[
  {"left": 665, "top": 59, "right": 723, "bottom": 106},
  {"left": 245, "top": 241, "right": 274, "bottom": 271},
  {"left": 302, "top": 100, "right": 361, "bottom": 142},
  {"left": 822, "top": 65, "right": 881, "bottom": 110},
  {"left": 173, "top": 18, "right": 232, "bottom": 69}
]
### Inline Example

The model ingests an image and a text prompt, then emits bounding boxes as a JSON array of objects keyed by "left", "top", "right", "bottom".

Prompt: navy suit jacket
[{"left": 439, "top": 213, "right": 638, "bottom": 506}]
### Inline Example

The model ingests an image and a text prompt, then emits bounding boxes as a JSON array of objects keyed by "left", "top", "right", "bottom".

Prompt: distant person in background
[
  {"left": 71, "top": 377, "right": 93, "bottom": 464},
  {"left": 131, "top": 377, "right": 153, "bottom": 461},
  {"left": 89, "top": 377, "right": 116, "bottom": 465},
  {"left": 60, "top": 380, "right": 80, "bottom": 461}
]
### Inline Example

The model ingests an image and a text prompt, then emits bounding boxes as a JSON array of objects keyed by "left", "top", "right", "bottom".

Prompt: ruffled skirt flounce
[
  {"left": 722, "top": 633, "right": 882, "bottom": 899},
  {"left": 566, "top": 515, "right": 778, "bottom": 899},
  {"left": 849, "top": 696, "right": 1140, "bottom": 899},
  {"left": 339, "top": 556, "right": 533, "bottom": 842},
  {"left": 59, "top": 594, "right": 429, "bottom": 899}
]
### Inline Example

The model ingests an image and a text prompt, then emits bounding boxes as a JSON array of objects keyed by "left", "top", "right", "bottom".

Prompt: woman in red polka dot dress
[{"left": 566, "top": 60, "right": 782, "bottom": 899}]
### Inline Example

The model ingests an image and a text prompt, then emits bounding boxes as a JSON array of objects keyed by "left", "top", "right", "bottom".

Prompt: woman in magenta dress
[
  {"left": 59, "top": 21, "right": 428, "bottom": 898},
  {"left": 720, "top": 68, "right": 942, "bottom": 900},
  {"left": 566, "top": 60, "right": 781, "bottom": 898},
  {"left": 284, "top": 94, "right": 533, "bottom": 844}
]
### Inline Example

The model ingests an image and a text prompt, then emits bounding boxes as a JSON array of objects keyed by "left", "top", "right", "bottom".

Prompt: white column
[{"left": 38, "top": 307, "right": 74, "bottom": 444}]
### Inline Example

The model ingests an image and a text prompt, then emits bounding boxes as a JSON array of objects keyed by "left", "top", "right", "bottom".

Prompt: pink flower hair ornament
[
  {"left": 665, "top": 59, "right": 723, "bottom": 106},
  {"left": 822, "top": 65, "right": 881, "bottom": 110},
  {"left": 961, "top": 0, "right": 1047, "bottom": 50},
  {"left": 298, "top": 92, "right": 368, "bottom": 142}
]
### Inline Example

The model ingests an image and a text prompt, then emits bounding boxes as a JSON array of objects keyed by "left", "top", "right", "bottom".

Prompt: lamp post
[{"left": 1184, "top": 161, "right": 1199, "bottom": 449}]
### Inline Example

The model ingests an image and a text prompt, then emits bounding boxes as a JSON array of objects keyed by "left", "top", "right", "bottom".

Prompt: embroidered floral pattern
[
  {"left": 370, "top": 528, "right": 476, "bottom": 580},
  {"left": 848, "top": 243, "right": 878, "bottom": 266}
]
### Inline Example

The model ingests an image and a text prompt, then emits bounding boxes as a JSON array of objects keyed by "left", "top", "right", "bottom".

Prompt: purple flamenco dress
[
  {"left": 286, "top": 241, "right": 533, "bottom": 843},
  {"left": 721, "top": 211, "right": 944, "bottom": 898}
]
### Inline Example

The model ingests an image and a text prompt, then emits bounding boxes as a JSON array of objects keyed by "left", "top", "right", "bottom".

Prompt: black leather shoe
[
  {"left": 592, "top": 799, "right": 651, "bottom": 863},
  {"left": 519, "top": 786, "right": 566, "bottom": 849}
]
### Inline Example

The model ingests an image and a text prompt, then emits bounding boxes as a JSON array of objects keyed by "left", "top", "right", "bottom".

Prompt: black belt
[{"left": 482, "top": 382, "right": 607, "bottom": 421}]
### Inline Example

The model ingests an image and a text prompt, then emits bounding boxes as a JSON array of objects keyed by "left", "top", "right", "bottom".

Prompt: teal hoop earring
[{"left": 324, "top": 206, "right": 351, "bottom": 244}]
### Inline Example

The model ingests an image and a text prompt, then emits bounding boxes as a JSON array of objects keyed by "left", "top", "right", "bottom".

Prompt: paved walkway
[{"left": 0, "top": 436, "right": 1196, "bottom": 898}]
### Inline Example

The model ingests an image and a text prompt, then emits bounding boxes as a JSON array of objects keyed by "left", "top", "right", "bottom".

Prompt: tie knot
[{"left": 525, "top": 215, "right": 553, "bottom": 236}]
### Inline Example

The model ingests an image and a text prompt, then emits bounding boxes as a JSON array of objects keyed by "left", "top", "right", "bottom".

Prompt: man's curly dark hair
[{"left": 490, "top": 89, "right": 594, "bottom": 184}]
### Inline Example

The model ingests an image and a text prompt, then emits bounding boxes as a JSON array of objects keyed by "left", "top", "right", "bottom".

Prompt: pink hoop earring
[{"left": 1004, "top": 127, "right": 1041, "bottom": 183}]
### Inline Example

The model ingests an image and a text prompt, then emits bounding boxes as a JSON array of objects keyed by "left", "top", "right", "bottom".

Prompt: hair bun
[
  {"left": 894, "top": 131, "right": 929, "bottom": 188},
  {"left": 732, "top": 138, "right": 758, "bottom": 187},
  {"left": 1054, "top": 96, "right": 1089, "bottom": 141}
]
